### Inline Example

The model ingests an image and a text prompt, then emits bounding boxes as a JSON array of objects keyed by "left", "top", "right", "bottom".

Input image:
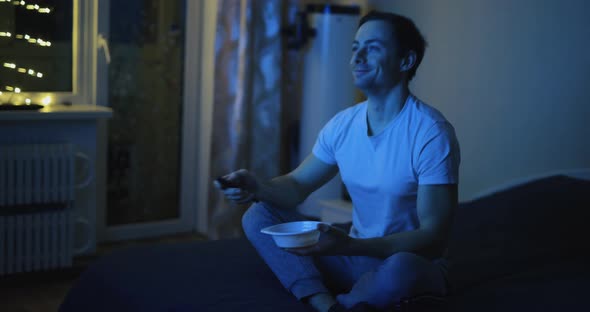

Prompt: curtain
[{"left": 208, "top": 0, "right": 293, "bottom": 239}]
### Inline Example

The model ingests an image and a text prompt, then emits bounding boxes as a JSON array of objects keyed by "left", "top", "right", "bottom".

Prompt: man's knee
[
  {"left": 383, "top": 252, "right": 422, "bottom": 272},
  {"left": 380, "top": 252, "right": 443, "bottom": 298},
  {"left": 382, "top": 252, "right": 421, "bottom": 280}
]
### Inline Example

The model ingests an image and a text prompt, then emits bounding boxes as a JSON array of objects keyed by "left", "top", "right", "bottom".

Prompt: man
[{"left": 215, "top": 10, "right": 460, "bottom": 312}]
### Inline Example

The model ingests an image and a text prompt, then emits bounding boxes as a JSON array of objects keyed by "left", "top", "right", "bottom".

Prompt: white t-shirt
[{"left": 312, "top": 94, "right": 460, "bottom": 238}]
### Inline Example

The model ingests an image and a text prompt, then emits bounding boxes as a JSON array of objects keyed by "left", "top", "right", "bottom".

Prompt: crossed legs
[{"left": 242, "top": 202, "right": 448, "bottom": 310}]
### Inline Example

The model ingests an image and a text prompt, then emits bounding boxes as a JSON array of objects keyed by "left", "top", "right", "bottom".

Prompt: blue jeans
[{"left": 242, "top": 202, "right": 449, "bottom": 310}]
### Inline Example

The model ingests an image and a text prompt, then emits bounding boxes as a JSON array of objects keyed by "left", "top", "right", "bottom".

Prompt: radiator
[{"left": 0, "top": 143, "right": 76, "bottom": 275}]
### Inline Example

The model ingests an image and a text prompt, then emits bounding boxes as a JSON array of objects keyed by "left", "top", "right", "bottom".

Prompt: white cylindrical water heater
[{"left": 297, "top": 4, "right": 360, "bottom": 218}]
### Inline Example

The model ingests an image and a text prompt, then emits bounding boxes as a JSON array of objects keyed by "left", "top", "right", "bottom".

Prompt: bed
[{"left": 60, "top": 173, "right": 590, "bottom": 311}]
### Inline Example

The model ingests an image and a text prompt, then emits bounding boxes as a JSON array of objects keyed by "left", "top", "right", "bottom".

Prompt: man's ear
[{"left": 400, "top": 50, "right": 417, "bottom": 73}]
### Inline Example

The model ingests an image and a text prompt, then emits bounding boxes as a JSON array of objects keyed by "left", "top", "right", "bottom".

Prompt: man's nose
[{"left": 352, "top": 48, "right": 366, "bottom": 65}]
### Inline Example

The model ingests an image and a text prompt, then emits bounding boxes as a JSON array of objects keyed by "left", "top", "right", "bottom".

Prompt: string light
[
  {"left": 2, "top": 62, "right": 44, "bottom": 78},
  {"left": 1, "top": 0, "right": 52, "bottom": 14},
  {"left": 0, "top": 32, "right": 52, "bottom": 47},
  {"left": 0, "top": 0, "right": 52, "bottom": 99}
]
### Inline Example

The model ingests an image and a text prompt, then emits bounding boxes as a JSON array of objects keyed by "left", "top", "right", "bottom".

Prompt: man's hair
[{"left": 358, "top": 11, "right": 427, "bottom": 81}]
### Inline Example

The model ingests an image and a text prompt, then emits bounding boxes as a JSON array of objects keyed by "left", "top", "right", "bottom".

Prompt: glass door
[
  {"left": 106, "top": 0, "right": 185, "bottom": 227},
  {"left": 95, "top": 0, "right": 206, "bottom": 241}
]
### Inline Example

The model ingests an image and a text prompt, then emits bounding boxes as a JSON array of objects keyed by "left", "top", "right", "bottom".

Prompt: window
[{"left": 0, "top": 0, "right": 96, "bottom": 106}]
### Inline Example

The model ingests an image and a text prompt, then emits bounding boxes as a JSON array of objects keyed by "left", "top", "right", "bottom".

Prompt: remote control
[{"left": 215, "top": 176, "right": 237, "bottom": 189}]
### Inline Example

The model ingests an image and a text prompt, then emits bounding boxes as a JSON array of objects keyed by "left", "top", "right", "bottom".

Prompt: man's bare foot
[{"left": 306, "top": 292, "right": 337, "bottom": 312}]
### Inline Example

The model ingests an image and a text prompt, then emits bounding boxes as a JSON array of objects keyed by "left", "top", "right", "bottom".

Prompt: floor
[{"left": 0, "top": 232, "right": 206, "bottom": 312}]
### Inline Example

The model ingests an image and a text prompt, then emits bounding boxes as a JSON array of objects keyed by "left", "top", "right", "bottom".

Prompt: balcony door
[{"left": 95, "top": 0, "right": 216, "bottom": 241}]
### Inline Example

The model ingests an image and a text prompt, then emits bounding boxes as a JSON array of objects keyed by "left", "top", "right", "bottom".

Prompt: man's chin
[{"left": 353, "top": 80, "right": 372, "bottom": 91}]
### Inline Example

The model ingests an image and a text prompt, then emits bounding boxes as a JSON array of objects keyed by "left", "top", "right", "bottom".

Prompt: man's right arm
[{"left": 256, "top": 154, "right": 339, "bottom": 210}]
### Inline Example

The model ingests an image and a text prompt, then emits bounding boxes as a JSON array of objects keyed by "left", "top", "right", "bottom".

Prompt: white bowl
[{"left": 260, "top": 221, "right": 324, "bottom": 248}]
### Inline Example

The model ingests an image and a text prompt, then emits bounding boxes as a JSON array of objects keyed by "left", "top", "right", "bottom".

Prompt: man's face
[{"left": 350, "top": 20, "right": 403, "bottom": 92}]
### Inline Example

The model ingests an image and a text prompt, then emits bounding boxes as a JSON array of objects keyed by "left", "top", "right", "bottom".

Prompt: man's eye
[
  {"left": 368, "top": 45, "right": 380, "bottom": 52},
  {"left": 352, "top": 46, "right": 358, "bottom": 52}
]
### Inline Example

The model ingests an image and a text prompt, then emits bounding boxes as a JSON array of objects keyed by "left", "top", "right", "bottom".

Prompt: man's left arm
[{"left": 286, "top": 183, "right": 457, "bottom": 260}]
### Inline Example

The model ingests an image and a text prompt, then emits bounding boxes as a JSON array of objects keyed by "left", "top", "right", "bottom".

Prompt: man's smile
[{"left": 353, "top": 67, "right": 373, "bottom": 77}]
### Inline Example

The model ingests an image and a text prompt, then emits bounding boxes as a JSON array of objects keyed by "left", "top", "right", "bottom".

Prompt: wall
[{"left": 368, "top": 0, "right": 590, "bottom": 200}]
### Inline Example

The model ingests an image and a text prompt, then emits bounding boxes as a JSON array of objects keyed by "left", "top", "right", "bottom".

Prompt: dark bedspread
[
  {"left": 60, "top": 238, "right": 313, "bottom": 312},
  {"left": 60, "top": 175, "right": 590, "bottom": 311}
]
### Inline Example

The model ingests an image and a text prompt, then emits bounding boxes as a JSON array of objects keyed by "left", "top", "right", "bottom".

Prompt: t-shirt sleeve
[
  {"left": 416, "top": 121, "right": 461, "bottom": 185},
  {"left": 312, "top": 116, "right": 339, "bottom": 165}
]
